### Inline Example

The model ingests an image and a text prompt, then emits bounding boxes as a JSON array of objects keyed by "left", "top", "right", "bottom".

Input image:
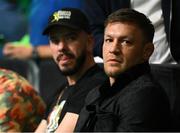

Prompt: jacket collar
[{"left": 99, "top": 62, "right": 151, "bottom": 97}]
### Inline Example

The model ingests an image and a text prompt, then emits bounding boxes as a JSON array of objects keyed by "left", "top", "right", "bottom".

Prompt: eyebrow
[
  {"left": 104, "top": 34, "right": 133, "bottom": 39},
  {"left": 63, "top": 32, "right": 79, "bottom": 36}
]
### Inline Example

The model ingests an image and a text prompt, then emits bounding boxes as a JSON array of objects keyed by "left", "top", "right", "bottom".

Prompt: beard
[{"left": 59, "top": 50, "right": 86, "bottom": 76}]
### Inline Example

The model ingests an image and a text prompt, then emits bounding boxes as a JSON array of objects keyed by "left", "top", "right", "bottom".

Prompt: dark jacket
[
  {"left": 81, "top": 0, "right": 180, "bottom": 63},
  {"left": 75, "top": 62, "right": 172, "bottom": 132}
]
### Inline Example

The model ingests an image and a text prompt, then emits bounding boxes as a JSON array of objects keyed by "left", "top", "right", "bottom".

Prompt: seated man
[
  {"left": 35, "top": 8, "right": 107, "bottom": 132},
  {"left": 0, "top": 68, "right": 46, "bottom": 132},
  {"left": 75, "top": 8, "right": 171, "bottom": 132}
]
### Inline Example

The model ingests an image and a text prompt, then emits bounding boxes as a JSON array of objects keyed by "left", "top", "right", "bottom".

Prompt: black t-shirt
[{"left": 46, "top": 64, "right": 107, "bottom": 132}]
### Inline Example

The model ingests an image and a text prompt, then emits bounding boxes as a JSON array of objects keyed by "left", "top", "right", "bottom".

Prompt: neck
[
  {"left": 109, "top": 77, "right": 116, "bottom": 86},
  {"left": 67, "top": 58, "right": 95, "bottom": 85}
]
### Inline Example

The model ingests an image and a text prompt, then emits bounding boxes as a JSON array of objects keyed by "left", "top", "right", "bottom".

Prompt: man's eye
[
  {"left": 66, "top": 35, "right": 76, "bottom": 41},
  {"left": 121, "top": 40, "right": 131, "bottom": 46},
  {"left": 104, "top": 38, "right": 113, "bottom": 43},
  {"left": 65, "top": 32, "right": 78, "bottom": 42},
  {"left": 50, "top": 39, "right": 59, "bottom": 44}
]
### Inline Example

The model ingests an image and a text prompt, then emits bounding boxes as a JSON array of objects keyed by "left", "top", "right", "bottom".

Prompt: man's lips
[
  {"left": 56, "top": 53, "right": 74, "bottom": 62},
  {"left": 61, "top": 56, "right": 71, "bottom": 61},
  {"left": 106, "top": 58, "right": 122, "bottom": 63},
  {"left": 57, "top": 55, "right": 72, "bottom": 63}
]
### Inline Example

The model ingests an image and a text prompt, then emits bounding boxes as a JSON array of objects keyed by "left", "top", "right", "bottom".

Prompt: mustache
[{"left": 56, "top": 51, "right": 75, "bottom": 62}]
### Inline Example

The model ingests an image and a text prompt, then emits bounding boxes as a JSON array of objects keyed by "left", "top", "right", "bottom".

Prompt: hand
[{"left": 3, "top": 43, "right": 33, "bottom": 59}]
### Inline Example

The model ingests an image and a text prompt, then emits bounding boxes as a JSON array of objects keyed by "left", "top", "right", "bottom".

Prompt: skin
[
  {"left": 35, "top": 26, "right": 95, "bottom": 133},
  {"left": 55, "top": 113, "right": 79, "bottom": 132},
  {"left": 103, "top": 22, "right": 154, "bottom": 85},
  {"left": 3, "top": 44, "right": 52, "bottom": 59},
  {"left": 35, "top": 119, "right": 47, "bottom": 133},
  {"left": 49, "top": 27, "right": 95, "bottom": 85},
  {"left": 3, "top": 44, "right": 34, "bottom": 59}
]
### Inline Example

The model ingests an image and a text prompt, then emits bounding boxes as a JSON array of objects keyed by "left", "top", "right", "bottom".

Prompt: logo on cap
[{"left": 51, "top": 11, "right": 71, "bottom": 22}]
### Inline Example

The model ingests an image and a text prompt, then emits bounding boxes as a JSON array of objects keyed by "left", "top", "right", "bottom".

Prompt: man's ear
[{"left": 143, "top": 43, "right": 154, "bottom": 61}]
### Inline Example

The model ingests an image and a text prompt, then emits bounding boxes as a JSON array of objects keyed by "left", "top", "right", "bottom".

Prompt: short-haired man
[
  {"left": 75, "top": 8, "right": 171, "bottom": 132},
  {"left": 35, "top": 8, "right": 107, "bottom": 132}
]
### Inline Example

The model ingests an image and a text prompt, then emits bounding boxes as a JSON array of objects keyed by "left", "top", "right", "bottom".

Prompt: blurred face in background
[{"left": 49, "top": 27, "right": 90, "bottom": 76}]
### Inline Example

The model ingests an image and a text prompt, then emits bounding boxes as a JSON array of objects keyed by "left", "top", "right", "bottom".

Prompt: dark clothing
[
  {"left": 81, "top": 0, "right": 129, "bottom": 57},
  {"left": 81, "top": 0, "right": 180, "bottom": 63},
  {"left": 171, "top": 0, "right": 180, "bottom": 63},
  {"left": 46, "top": 64, "right": 107, "bottom": 124},
  {"left": 75, "top": 62, "right": 171, "bottom": 132}
]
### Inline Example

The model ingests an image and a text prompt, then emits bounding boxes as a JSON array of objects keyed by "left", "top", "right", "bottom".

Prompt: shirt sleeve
[{"left": 65, "top": 86, "right": 90, "bottom": 114}]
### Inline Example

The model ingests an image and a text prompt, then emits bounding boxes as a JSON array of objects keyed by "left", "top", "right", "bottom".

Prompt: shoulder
[
  {"left": 75, "top": 65, "right": 106, "bottom": 93},
  {"left": 116, "top": 73, "right": 169, "bottom": 111},
  {"left": 0, "top": 68, "right": 44, "bottom": 102},
  {"left": 0, "top": 68, "right": 46, "bottom": 131},
  {"left": 0, "top": 68, "right": 33, "bottom": 92},
  {"left": 121, "top": 73, "right": 166, "bottom": 99},
  {"left": 114, "top": 74, "right": 171, "bottom": 131},
  {"left": 85, "top": 65, "right": 107, "bottom": 83}
]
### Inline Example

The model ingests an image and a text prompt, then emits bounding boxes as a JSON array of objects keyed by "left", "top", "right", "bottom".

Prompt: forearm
[
  {"left": 55, "top": 113, "right": 79, "bottom": 133},
  {"left": 35, "top": 119, "right": 47, "bottom": 133},
  {"left": 36, "top": 45, "right": 52, "bottom": 59}
]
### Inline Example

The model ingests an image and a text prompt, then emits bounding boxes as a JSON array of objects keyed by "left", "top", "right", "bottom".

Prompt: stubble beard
[{"left": 60, "top": 51, "right": 86, "bottom": 76}]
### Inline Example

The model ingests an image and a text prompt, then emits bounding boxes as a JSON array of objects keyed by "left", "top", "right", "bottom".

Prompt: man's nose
[
  {"left": 57, "top": 40, "right": 67, "bottom": 50},
  {"left": 109, "top": 41, "right": 121, "bottom": 53}
]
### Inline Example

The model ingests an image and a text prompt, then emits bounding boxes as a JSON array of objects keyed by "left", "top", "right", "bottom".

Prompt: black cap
[{"left": 43, "top": 8, "right": 90, "bottom": 35}]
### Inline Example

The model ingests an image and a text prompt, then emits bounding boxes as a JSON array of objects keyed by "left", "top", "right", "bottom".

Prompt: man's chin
[
  {"left": 105, "top": 68, "right": 124, "bottom": 77},
  {"left": 60, "top": 67, "right": 77, "bottom": 76},
  {"left": 59, "top": 61, "right": 73, "bottom": 67}
]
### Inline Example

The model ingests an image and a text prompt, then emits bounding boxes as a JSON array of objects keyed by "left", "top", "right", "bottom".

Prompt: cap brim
[{"left": 42, "top": 22, "right": 80, "bottom": 35}]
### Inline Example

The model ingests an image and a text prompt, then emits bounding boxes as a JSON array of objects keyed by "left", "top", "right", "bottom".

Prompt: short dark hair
[{"left": 104, "top": 8, "right": 155, "bottom": 43}]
